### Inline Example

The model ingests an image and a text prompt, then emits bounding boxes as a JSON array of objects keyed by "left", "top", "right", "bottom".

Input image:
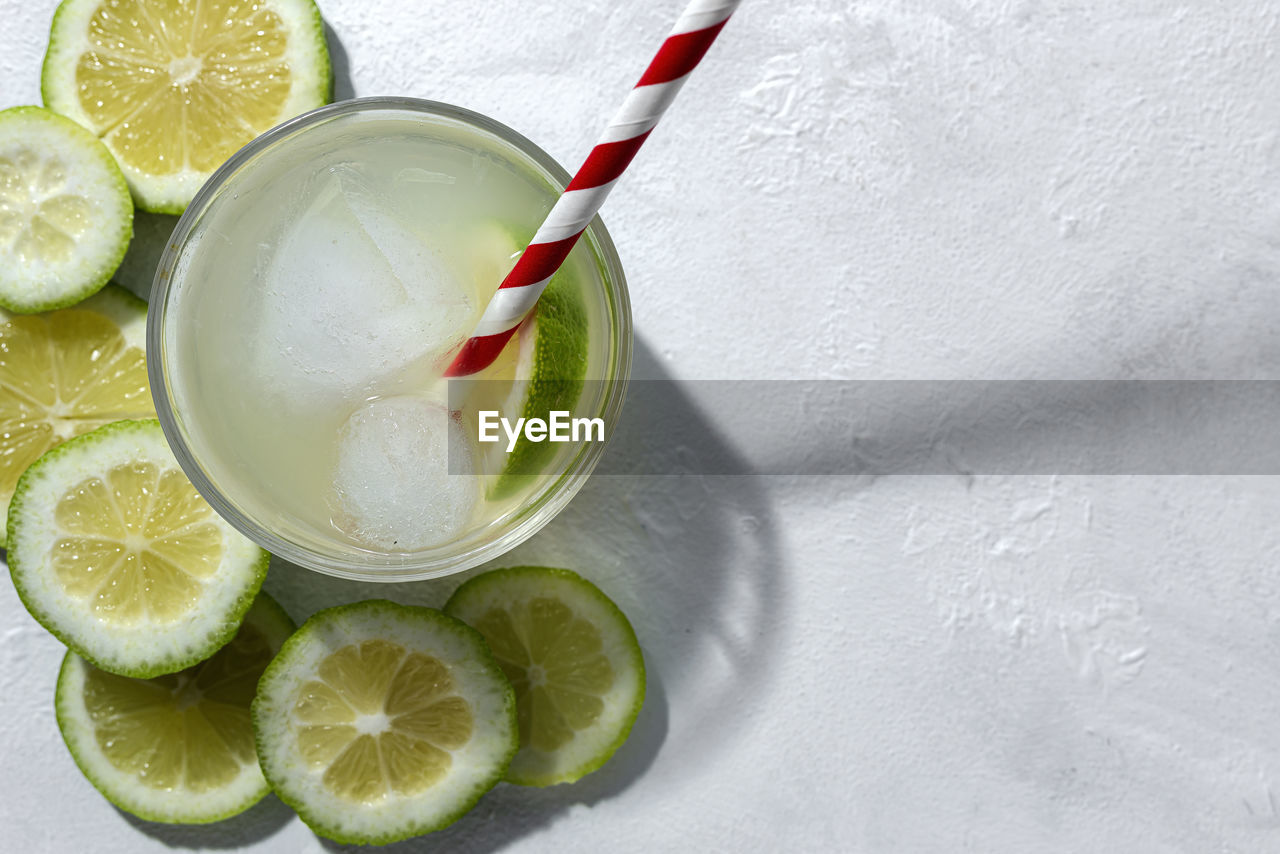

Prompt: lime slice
[
  {"left": 0, "top": 284, "right": 154, "bottom": 548},
  {"left": 456, "top": 222, "right": 589, "bottom": 500},
  {"left": 0, "top": 106, "right": 132, "bottom": 313},
  {"left": 55, "top": 592, "right": 295, "bottom": 823},
  {"left": 444, "top": 566, "right": 645, "bottom": 786},
  {"left": 6, "top": 419, "right": 269, "bottom": 678},
  {"left": 253, "top": 600, "right": 517, "bottom": 844},
  {"left": 41, "top": 0, "right": 332, "bottom": 213}
]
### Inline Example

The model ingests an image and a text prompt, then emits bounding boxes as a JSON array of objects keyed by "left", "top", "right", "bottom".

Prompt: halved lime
[
  {"left": 42, "top": 0, "right": 332, "bottom": 213},
  {"left": 55, "top": 592, "right": 295, "bottom": 823},
  {"left": 444, "top": 566, "right": 645, "bottom": 786},
  {"left": 7, "top": 419, "right": 269, "bottom": 678},
  {"left": 0, "top": 105, "right": 132, "bottom": 313},
  {"left": 253, "top": 600, "right": 517, "bottom": 845},
  {"left": 0, "top": 284, "right": 153, "bottom": 548}
]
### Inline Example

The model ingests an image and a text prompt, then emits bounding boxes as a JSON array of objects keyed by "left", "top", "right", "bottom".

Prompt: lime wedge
[
  {"left": 444, "top": 566, "right": 645, "bottom": 786},
  {"left": 0, "top": 284, "right": 154, "bottom": 548},
  {"left": 456, "top": 222, "right": 589, "bottom": 500},
  {"left": 6, "top": 419, "right": 269, "bottom": 678},
  {"left": 41, "top": 0, "right": 332, "bottom": 213},
  {"left": 253, "top": 600, "right": 517, "bottom": 845},
  {"left": 55, "top": 592, "right": 295, "bottom": 823},
  {"left": 0, "top": 106, "right": 132, "bottom": 313}
]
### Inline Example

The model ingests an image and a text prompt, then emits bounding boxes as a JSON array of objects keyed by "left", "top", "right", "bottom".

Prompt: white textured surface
[{"left": 5, "top": 1, "right": 1280, "bottom": 852}]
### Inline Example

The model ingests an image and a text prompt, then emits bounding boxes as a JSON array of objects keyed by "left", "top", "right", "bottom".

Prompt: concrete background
[{"left": 5, "top": 0, "right": 1280, "bottom": 851}]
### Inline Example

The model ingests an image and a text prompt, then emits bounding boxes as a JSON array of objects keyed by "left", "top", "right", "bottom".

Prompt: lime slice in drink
[
  {"left": 41, "top": 0, "right": 332, "bottom": 213},
  {"left": 0, "top": 106, "right": 132, "bottom": 313},
  {"left": 458, "top": 222, "right": 589, "bottom": 500},
  {"left": 253, "top": 600, "right": 517, "bottom": 845},
  {"left": 0, "top": 284, "right": 154, "bottom": 548},
  {"left": 444, "top": 566, "right": 645, "bottom": 786},
  {"left": 55, "top": 592, "right": 295, "bottom": 823},
  {"left": 6, "top": 419, "right": 269, "bottom": 678}
]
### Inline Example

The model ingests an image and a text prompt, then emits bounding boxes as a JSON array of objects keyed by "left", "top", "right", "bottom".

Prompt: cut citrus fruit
[
  {"left": 55, "top": 592, "right": 295, "bottom": 823},
  {"left": 253, "top": 600, "right": 517, "bottom": 845},
  {"left": 41, "top": 0, "right": 332, "bottom": 213},
  {"left": 0, "top": 284, "right": 154, "bottom": 548},
  {"left": 455, "top": 222, "right": 590, "bottom": 499},
  {"left": 444, "top": 566, "right": 645, "bottom": 786},
  {"left": 6, "top": 419, "right": 269, "bottom": 678},
  {"left": 0, "top": 105, "right": 132, "bottom": 313}
]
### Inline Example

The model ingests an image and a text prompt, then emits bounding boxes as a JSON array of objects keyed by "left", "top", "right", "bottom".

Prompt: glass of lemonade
[{"left": 148, "top": 97, "right": 631, "bottom": 582}]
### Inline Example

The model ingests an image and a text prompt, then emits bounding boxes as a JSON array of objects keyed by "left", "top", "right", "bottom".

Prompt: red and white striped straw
[{"left": 445, "top": 0, "right": 743, "bottom": 377}]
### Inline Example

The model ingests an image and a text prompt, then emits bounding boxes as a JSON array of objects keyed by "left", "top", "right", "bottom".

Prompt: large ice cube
[
  {"left": 331, "top": 395, "right": 479, "bottom": 551},
  {"left": 254, "top": 164, "right": 474, "bottom": 399}
]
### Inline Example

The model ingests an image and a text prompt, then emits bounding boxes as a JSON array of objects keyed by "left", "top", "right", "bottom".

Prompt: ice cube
[
  {"left": 253, "top": 164, "right": 474, "bottom": 400},
  {"left": 331, "top": 395, "right": 479, "bottom": 551}
]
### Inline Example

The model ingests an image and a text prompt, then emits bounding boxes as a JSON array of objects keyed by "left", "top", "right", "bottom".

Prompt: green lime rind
[
  {"left": 0, "top": 283, "right": 150, "bottom": 551},
  {"left": 7, "top": 420, "right": 270, "bottom": 679},
  {"left": 41, "top": 0, "right": 333, "bottom": 214},
  {"left": 252, "top": 599, "right": 518, "bottom": 846},
  {"left": 0, "top": 106, "right": 133, "bottom": 313},
  {"left": 444, "top": 566, "right": 646, "bottom": 787},
  {"left": 485, "top": 225, "right": 590, "bottom": 501},
  {"left": 54, "top": 592, "right": 296, "bottom": 824}
]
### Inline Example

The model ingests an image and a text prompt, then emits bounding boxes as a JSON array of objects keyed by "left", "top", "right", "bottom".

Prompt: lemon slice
[
  {"left": 55, "top": 592, "right": 295, "bottom": 823},
  {"left": 41, "top": 0, "right": 331, "bottom": 213},
  {"left": 253, "top": 600, "right": 517, "bottom": 845},
  {"left": 0, "top": 106, "right": 132, "bottom": 313},
  {"left": 6, "top": 419, "right": 269, "bottom": 678},
  {"left": 0, "top": 284, "right": 154, "bottom": 548},
  {"left": 444, "top": 566, "right": 645, "bottom": 786}
]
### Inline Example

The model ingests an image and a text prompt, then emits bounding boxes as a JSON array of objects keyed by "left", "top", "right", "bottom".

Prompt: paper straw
[{"left": 444, "top": 0, "right": 743, "bottom": 377}]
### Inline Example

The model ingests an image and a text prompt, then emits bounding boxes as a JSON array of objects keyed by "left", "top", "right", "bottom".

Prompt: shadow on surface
[
  {"left": 114, "top": 211, "right": 179, "bottom": 301},
  {"left": 268, "top": 336, "right": 785, "bottom": 850},
  {"left": 118, "top": 793, "right": 294, "bottom": 849},
  {"left": 324, "top": 21, "right": 357, "bottom": 101}
]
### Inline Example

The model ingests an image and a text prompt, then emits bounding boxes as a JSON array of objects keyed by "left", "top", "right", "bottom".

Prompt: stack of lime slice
[{"left": 2, "top": 1, "right": 650, "bottom": 844}]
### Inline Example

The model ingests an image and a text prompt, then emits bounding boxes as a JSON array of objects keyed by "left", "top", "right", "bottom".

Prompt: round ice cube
[{"left": 331, "top": 396, "right": 479, "bottom": 551}]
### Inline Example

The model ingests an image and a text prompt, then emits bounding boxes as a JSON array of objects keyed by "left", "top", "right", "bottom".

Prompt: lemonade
[{"left": 149, "top": 99, "right": 630, "bottom": 579}]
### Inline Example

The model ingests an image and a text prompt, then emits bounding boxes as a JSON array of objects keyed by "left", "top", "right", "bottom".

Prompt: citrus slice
[
  {"left": 253, "top": 600, "right": 517, "bottom": 845},
  {"left": 0, "top": 106, "right": 132, "bottom": 313},
  {"left": 0, "top": 284, "right": 154, "bottom": 548},
  {"left": 55, "top": 592, "right": 295, "bottom": 823},
  {"left": 455, "top": 222, "right": 590, "bottom": 499},
  {"left": 444, "top": 566, "right": 645, "bottom": 786},
  {"left": 41, "top": 0, "right": 332, "bottom": 213},
  {"left": 6, "top": 419, "right": 269, "bottom": 678}
]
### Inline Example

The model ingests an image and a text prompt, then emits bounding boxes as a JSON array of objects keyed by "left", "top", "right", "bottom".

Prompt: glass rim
[{"left": 147, "top": 96, "right": 633, "bottom": 582}]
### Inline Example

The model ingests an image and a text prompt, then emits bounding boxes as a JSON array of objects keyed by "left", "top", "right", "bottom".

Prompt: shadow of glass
[
  {"left": 266, "top": 336, "right": 784, "bottom": 849},
  {"left": 117, "top": 793, "right": 294, "bottom": 848}
]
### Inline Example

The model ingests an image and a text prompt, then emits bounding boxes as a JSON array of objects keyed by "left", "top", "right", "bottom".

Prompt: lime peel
[
  {"left": 0, "top": 284, "right": 153, "bottom": 548},
  {"left": 253, "top": 599, "right": 518, "bottom": 845},
  {"left": 0, "top": 105, "right": 132, "bottom": 313},
  {"left": 41, "top": 0, "right": 333, "bottom": 213},
  {"left": 54, "top": 592, "right": 296, "bottom": 823},
  {"left": 7, "top": 419, "right": 269, "bottom": 678},
  {"left": 445, "top": 566, "right": 646, "bottom": 787}
]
